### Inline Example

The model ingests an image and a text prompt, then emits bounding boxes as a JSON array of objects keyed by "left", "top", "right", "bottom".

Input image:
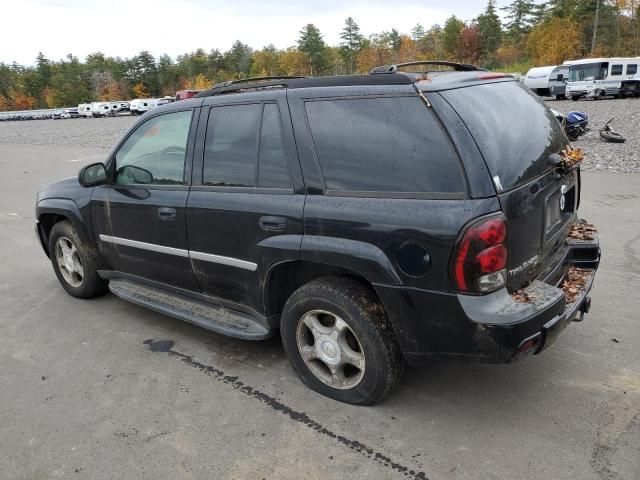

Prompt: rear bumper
[{"left": 376, "top": 235, "right": 600, "bottom": 366}]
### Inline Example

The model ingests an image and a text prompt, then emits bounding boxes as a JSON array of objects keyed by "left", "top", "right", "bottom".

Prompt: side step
[{"left": 109, "top": 278, "right": 272, "bottom": 340}]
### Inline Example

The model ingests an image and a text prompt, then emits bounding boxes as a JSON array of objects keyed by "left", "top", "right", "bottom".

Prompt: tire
[
  {"left": 556, "top": 94, "right": 566, "bottom": 100},
  {"left": 280, "top": 277, "right": 404, "bottom": 405},
  {"left": 48, "top": 220, "right": 108, "bottom": 298},
  {"left": 571, "top": 95, "right": 580, "bottom": 101}
]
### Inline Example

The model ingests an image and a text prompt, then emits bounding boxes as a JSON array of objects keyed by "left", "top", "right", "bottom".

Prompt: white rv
[
  {"left": 524, "top": 65, "right": 569, "bottom": 99},
  {"left": 91, "top": 102, "right": 112, "bottom": 117},
  {"left": 564, "top": 57, "right": 640, "bottom": 100},
  {"left": 129, "top": 98, "right": 159, "bottom": 115},
  {"left": 109, "top": 101, "right": 130, "bottom": 114},
  {"left": 78, "top": 103, "right": 93, "bottom": 118}
]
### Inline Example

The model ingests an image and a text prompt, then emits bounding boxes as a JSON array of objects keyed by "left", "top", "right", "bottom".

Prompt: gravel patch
[
  {"left": 0, "top": 116, "right": 136, "bottom": 149},
  {"left": 545, "top": 96, "right": 640, "bottom": 173},
  {"left": 1, "top": 97, "right": 638, "bottom": 173}
]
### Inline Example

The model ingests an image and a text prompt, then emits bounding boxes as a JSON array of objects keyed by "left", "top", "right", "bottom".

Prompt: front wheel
[
  {"left": 49, "top": 220, "right": 108, "bottom": 298},
  {"left": 571, "top": 95, "right": 580, "bottom": 101},
  {"left": 280, "top": 277, "right": 404, "bottom": 405}
]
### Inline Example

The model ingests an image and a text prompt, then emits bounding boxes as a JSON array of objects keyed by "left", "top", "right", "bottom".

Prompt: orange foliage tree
[
  {"left": 0, "top": 94, "right": 10, "bottom": 111},
  {"left": 527, "top": 17, "right": 583, "bottom": 65},
  {"left": 99, "top": 81, "right": 124, "bottom": 101},
  {"left": 132, "top": 82, "right": 149, "bottom": 98},
  {"left": 456, "top": 25, "right": 484, "bottom": 64},
  {"left": 11, "top": 92, "right": 37, "bottom": 110}
]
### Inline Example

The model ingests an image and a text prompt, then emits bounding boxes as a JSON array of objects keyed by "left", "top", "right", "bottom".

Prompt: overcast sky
[{"left": 3, "top": 0, "right": 514, "bottom": 65}]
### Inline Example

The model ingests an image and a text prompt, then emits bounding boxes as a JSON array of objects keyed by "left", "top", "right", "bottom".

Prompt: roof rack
[
  {"left": 370, "top": 61, "right": 481, "bottom": 74},
  {"left": 211, "top": 75, "right": 307, "bottom": 88}
]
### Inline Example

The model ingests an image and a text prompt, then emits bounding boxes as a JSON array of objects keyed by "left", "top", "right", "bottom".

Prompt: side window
[
  {"left": 305, "top": 97, "right": 465, "bottom": 194},
  {"left": 258, "top": 103, "right": 291, "bottom": 188},
  {"left": 627, "top": 64, "right": 638, "bottom": 75},
  {"left": 203, "top": 104, "right": 261, "bottom": 187},
  {"left": 611, "top": 64, "right": 623, "bottom": 76},
  {"left": 115, "top": 110, "right": 193, "bottom": 185}
]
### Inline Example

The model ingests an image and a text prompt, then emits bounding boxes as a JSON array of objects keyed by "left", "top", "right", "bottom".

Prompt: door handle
[
  {"left": 157, "top": 207, "right": 177, "bottom": 220},
  {"left": 259, "top": 216, "right": 287, "bottom": 232}
]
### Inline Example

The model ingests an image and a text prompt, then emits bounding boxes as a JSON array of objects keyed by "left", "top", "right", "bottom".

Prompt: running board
[{"left": 108, "top": 278, "right": 271, "bottom": 340}]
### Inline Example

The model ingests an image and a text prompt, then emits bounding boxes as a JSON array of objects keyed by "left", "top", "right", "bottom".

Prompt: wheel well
[
  {"left": 264, "top": 260, "right": 379, "bottom": 324},
  {"left": 38, "top": 213, "right": 69, "bottom": 256}
]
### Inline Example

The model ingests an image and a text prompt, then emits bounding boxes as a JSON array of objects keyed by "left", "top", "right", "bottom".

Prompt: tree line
[{"left": 1, "top": 0, "right": 639, "bottom": 110}]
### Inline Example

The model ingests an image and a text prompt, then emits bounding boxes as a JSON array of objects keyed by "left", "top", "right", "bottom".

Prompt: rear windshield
[{"left": 441, "top": 82, "right": 566, "bottom": 191}]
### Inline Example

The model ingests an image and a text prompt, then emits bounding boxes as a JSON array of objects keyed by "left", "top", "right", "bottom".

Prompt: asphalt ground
[{"left": 0, "top": 131, "right": 639, "bottom": 480}]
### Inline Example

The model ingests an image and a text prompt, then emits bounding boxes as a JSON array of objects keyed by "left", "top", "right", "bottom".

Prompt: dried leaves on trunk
[
  {"left": 568, "top": 221, "right": 597, "bottom": 241},
  {"left": 512, "top": 289, "right": 534, "bottom": 303},
  {"left": 562, "top": 267, "right": 591, "bottom": 303},
  {"left": 560, "top": 146, "right": 585, "bottom": 169}
]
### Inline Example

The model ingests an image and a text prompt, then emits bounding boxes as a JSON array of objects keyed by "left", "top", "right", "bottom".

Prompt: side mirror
[
  {"left": 118, "top": 165, "right": 154, "bottom": 184},
  {"left": 78, "top": 162, "right": 107, "bottom": 187},
  {"left": 557, "top": 74, "right": 564, "bottom": 81}
]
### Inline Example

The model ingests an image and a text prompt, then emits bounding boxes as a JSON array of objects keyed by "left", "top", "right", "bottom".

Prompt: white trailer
[
  {"left": 78, "top": 103, "right": 93, "bottom": 118},
  {"left": 524, "top": 65, "right": 569, "bottom": 99},
  {"left": 109, "top": 101, "right": 130, "bottom": 114},
  {"left": 129, "top": 98, "right": 159, "bottom": 115},
  {"left": 564, "top": 57, "right": 640, "bottom": 100}
]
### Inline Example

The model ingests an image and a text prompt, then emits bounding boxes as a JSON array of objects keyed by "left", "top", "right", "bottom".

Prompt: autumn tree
[
  {"left": 456, "top": 25, "right": 484, "bottom": 64},
  {"left": 251, "top": 45, "right": 282, "bottom": 76},
  {"left": 0, "top": 94, "right": 10, "bottom": 110},
  {"left": 11, "top": 92, "right": 37, "bottom": 110},
  {"left": 340, "top": 17, "right": 364, "bottom": 74},
  {"left": 132, "top": 82, "right": 148, "bottom": 98},
  {"left": 527, "top": 16, "right": 583, "bottom": 65}
]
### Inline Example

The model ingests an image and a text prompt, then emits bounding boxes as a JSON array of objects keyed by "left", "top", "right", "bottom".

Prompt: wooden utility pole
[{"left": 591, "top": 0, "right": 600, "bottom": 55}]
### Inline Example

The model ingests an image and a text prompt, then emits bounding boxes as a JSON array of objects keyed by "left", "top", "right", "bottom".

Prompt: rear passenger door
[{"left": 186, "top": 91, "right": 305, "bottom": 315}]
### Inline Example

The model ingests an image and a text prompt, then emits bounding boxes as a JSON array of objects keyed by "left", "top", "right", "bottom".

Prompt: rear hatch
[{"left": 440, "top": 81, "right": 577, "bottom": 290}]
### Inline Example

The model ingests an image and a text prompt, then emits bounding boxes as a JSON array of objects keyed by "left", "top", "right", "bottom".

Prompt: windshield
[{"left": 569, "top": 62, "right": 609, "bottom": 81}]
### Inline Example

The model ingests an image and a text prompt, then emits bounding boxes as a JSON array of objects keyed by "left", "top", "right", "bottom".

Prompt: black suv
[{"left": 36, "top": 62, "right": 600, "bottom": 405}]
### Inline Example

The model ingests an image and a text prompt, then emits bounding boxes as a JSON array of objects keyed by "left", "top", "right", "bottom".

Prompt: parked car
[
  {"left": 60, "top": 108, "right": 80, "bottom": 119},
  {"left": 35, "top": 63, "right": 600, "bottom": 405}
]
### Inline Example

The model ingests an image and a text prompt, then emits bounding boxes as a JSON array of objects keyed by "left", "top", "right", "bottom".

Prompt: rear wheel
[
  {"left": 280, "top": 277, "right": 404, "bottom": 405},
  {"left": 571, "top": 95, "right": 580, "bottom": 101},
  {"left": 49, "top": 221, "right": 108, "bottom": 298}
]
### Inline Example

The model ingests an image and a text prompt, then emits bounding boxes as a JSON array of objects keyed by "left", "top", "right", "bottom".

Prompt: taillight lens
[{"left": 452, "top": 216, "right": 508, "bottom": 293}]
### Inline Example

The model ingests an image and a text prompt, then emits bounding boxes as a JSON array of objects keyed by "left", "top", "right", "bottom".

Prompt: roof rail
[
  {"left": 212, "top": 75, "right": 307, "bottom": 88},
  {"left": 370, "top": 61, "right": 481, "bottom": 74}
]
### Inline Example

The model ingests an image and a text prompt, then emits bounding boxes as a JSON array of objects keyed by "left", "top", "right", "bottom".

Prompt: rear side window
[
  {"left": 203, "top": 103, "right": 291, "bottom": 188},
  {"left": 305, "top": 97, "right": 465, "bottom": 194},
  {"left": 611, "top": 64, "right": 623, "bottom": 76},
  {"left": 441, "top": 82, "right": 566, "bottom": 191},
  {"left": 627, "top": 64, "right": 638, "bottom": 75}
]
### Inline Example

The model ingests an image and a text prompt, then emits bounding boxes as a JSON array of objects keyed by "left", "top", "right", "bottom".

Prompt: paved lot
[{"left": 1, "top": 131, "right": 639, "bottom": 480}]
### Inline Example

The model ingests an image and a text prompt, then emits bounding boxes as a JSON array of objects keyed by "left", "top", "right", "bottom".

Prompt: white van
[
  {"left": 565, "top": 57, "right": 640, "bottom": 100},
  {"left": 129, "top": 98, "right": 159, "bottom": 115},
  {"left": 78, "top": 103, "right": 93, "bottom": 118},
  {"left": 524, "top": 65, "right": 569, "bottom": 99}
]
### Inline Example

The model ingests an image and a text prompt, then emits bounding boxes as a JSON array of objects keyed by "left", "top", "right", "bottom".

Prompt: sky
[{"left": 2, "top": 0, "right": 513, "bottom": 65}]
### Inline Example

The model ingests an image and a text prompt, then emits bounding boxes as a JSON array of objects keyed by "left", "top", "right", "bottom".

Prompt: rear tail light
[{"left": 452, "top": 215, "right": 508, "bottom": 293}]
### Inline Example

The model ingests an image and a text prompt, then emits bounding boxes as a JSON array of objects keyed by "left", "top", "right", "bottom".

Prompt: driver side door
[{"left": 92, "top": 108, "right": 201, "bottom": 291}]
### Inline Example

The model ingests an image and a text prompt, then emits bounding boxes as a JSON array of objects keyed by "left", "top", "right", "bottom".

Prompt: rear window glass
[
  {"left": 441, "top": 82, "right": 566, "bottom": 191},
  {"left": 627, "top": 64, "right": 638, "bottom": 75},
  {"left": 305, "top": 96, "right": 465, "bottom": 194},
  {"left": 611, "top": 64, "right": 623, "bottom": 76}
]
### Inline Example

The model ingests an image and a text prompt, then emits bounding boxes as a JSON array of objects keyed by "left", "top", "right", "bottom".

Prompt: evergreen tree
[
  {"left": 476, "top": 0, "right": 502, "bottom": 58},
  {"left": 340, "top": 17, "right": 363, "bottom": 74},
  {"left": 388, "top": 28, "right": 402, "bottom": 52},
  {"left": 442, "top": 16, "right": 465, "bottom": 58},
  {"left": 411, "top": 23, "right": 426, "bottom": 41},
  {"left": 501, "top": 0, "right": 536, "bottom": 40},
  {"left": 298, "top": 24, "right": 329, "bottom": 75}
]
